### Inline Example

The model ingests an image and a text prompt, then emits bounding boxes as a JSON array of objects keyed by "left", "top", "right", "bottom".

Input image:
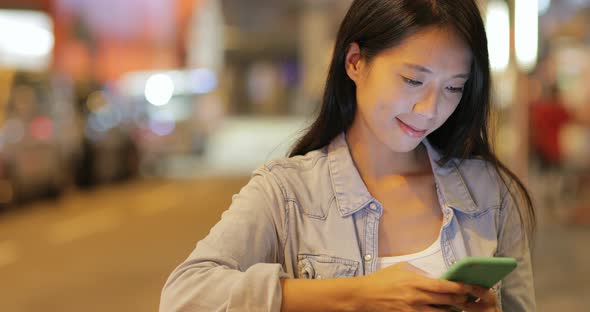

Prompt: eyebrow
[{"left": 403, "top": 63, "right": 470, "bottom": 79}]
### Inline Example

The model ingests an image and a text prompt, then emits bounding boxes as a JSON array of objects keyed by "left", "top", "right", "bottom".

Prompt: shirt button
[
  {"left": 364, "top": 254, "right": 373, "bottom": 262},
  {"left": 369, "top": 203, "right": 377, "bottom": 210}
]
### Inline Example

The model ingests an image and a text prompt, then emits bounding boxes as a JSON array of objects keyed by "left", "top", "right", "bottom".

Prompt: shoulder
[
  {"left": 454, "top": 156, "right": 527, "bottom": 212},
  {"left": 261, "top": 147, "right": 328, "bottom": 173},
  {"left": 251, "top": 147, "right": 334, "bottom": 213},
  {"left": 452, "top": 157, "right": 505, "bottom": 209},
  {"left": 454, "top": 157, "right": 502, "bottom": 187},
  {"left": 256, "top": 146, "right": 330, "bottom": 183}
]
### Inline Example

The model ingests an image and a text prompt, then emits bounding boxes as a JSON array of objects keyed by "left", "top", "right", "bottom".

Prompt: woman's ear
[{"left": 345, "top": 42, "right": 363, "bottom": 82}]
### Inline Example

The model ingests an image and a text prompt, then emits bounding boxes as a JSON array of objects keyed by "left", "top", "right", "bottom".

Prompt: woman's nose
[{"left": 412, "top": 87, "right": 438, "bottom": 119}]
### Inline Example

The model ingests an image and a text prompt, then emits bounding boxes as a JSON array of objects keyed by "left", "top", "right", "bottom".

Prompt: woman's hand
[
  {"left": 454, "top": 286, "right": 500, "bottom": 312},
  {"left": 354, "top": 262, "right": 475, "bottom": 312}
]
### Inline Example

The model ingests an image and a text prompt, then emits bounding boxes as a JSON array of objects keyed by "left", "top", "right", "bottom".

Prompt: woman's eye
[
  {"left": 446, "top": 86, "right": 464, "bottom": 94},
  {"left": 402, "top": 76, "right": 423, "bottom": 86}
]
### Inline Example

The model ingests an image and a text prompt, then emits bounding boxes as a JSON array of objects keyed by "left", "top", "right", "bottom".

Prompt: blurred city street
[
  {"left": 0, "top": 176, "right": 587, "bottom": 312},
  {"left": 0, "top": 177, "right": 249, "bottom": 312},
  {"left": 0, "top": 0, "right": 588, "bottom": 311}
]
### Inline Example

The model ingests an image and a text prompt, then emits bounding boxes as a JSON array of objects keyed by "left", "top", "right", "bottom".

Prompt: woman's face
[{"left": 346, "top": 27, "right": 472, "bottom": 153}]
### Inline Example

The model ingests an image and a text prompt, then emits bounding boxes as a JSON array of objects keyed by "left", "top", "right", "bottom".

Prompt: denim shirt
[{"left": 160, "top": 133, "right": 535, "bottom": 312}]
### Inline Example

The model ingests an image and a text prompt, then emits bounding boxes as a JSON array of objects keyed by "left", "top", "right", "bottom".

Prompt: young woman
[{"left": 160, "top": 1, "right": 536, "bottom": 311}]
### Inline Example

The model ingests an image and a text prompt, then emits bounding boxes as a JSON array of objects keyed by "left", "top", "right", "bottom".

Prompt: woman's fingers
[
  {"left": 414, "top": 291, "right": 469, "bottom": 306},
  {"left": 469, "top": 286, "right": 498, "bottom": 304},
  {"left": 454, "top": 286, "right": 499, "bottom": 311},
  {"left": 419, "top": 304, "right": 456, "bottom": 312},
  {"left": 414, "top": 275, "right": 474, "bottom": 295}
]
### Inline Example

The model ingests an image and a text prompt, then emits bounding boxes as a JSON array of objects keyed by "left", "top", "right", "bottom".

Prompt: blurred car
[
  {"left": 0, "top": 71, "right": 81, "bottom": 205},
  {"left": 75, "top": 84, "right": 139, "bottom": 187}
]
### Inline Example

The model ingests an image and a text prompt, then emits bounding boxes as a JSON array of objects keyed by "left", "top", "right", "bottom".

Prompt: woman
[{"left": 160, "top": 0, "right": 535, "bottom": 311}]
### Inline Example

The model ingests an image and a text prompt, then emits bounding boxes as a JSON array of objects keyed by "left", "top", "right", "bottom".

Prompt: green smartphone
[
  {"left": 434, "top": 257, "right": 517, "bottom": 311},
  {"left": 440, "top": 257, "right": 517, "bottom": 288}
]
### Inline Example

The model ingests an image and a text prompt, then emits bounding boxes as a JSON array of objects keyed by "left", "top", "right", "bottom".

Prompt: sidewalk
[{"left": 533, "top": 224, "right": 590, "bottom": 311}]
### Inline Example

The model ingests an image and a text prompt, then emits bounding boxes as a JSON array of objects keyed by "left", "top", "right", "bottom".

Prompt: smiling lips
[{"left": 396, "top": 118, "right": 427, "bottom": 137}]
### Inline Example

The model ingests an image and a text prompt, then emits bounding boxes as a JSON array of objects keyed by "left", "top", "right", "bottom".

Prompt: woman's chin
[{"left": 381, "top": 134, "right": 424, "bottom": 154}]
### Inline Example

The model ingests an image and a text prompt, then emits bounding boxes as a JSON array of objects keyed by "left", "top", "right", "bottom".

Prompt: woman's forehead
[{"left": 377, "top": 27, "right": 472, "bottom": 72}]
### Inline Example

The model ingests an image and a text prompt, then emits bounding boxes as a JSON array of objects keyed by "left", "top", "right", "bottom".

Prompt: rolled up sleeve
[{"left": 160, "top": 168, "right": 288, "bottom": 311}]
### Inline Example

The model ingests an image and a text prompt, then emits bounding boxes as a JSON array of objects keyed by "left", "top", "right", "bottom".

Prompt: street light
[
  {"left": 486, "top": 0, "right": 510, "bottom": 73},
  {"left": 515, "top": 0, "right": 539, "bottom": 72}
]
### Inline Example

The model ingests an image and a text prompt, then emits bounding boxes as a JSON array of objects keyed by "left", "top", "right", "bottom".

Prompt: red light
[{"left": 30, "top": 116, "right": 54, "bottom": 141}]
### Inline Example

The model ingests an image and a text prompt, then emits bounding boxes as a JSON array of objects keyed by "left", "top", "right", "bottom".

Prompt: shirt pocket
[{"left": 297, "top": 254, "right": 359, "bottom": 279}]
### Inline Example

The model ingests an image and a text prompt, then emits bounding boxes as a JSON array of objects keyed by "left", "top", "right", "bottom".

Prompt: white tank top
[{"left": 377, "top": 233, "right": 447, "bottom": 278}]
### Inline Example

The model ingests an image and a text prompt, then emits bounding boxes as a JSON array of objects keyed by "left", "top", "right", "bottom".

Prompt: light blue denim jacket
[{"left": 160, "top": 133, "right": 535, "bottom": 311}]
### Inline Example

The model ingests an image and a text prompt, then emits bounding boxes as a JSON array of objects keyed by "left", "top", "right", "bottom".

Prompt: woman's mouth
[{"left": 396, "top": 118, "right": 427, "bottom": 137}]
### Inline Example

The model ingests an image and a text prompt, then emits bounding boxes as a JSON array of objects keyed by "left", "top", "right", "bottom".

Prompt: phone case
[{"left": 440, "top": 257, "right": 517, "bottom": 288}]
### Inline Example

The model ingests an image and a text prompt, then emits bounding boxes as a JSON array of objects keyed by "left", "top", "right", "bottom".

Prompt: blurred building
[{"left": 0, "top": 0, "right": 587, "bottom": 214}]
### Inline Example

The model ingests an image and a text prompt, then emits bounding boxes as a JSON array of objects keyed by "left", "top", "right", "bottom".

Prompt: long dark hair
[{"left": 289, "top": 0, "right": 535, "bottom": 240}]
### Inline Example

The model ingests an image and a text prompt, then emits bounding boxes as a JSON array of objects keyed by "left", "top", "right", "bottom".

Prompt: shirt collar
[
  {"left": 422, "top": 139, "right": 479, "bottom": 212},
  {"left": 327, "top": 133, "right": 478, "bottom": 217}
]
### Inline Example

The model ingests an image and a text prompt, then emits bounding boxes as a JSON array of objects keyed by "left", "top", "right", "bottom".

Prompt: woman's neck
[{"left": 345, "top": 126, "right": 431, "bottom": 187}]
